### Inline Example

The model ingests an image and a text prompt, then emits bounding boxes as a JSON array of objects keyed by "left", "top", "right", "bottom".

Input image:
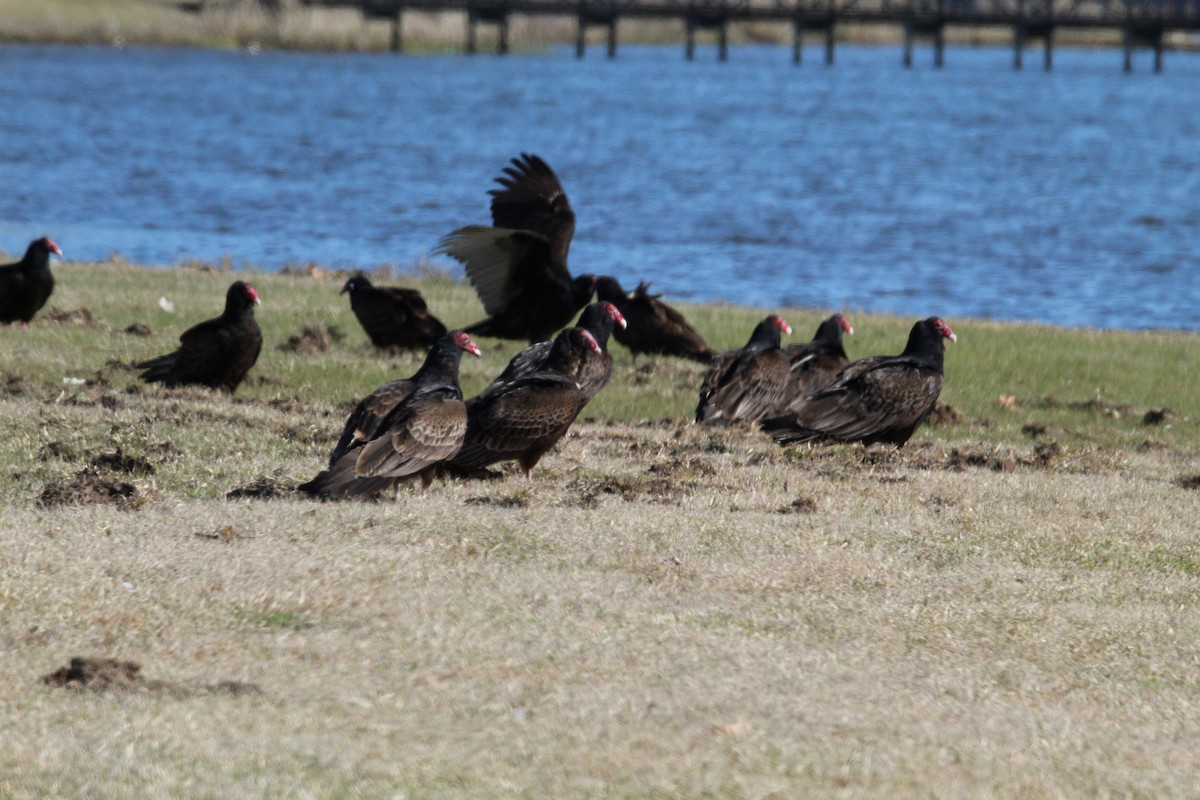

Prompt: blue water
[{"left": 1, "top": 42, "right": 1198, "bottom": 331}]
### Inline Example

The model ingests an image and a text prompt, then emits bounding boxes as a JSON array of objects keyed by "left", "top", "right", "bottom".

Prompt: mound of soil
[
  {"left": 38, "top": 466, "right": 140, "bottom": 509},
  {"left": 225, "top": 476, "right": 296, "bottom": 500},
  {"left": 277, "top": 324, "right": 345, "bottom": 354},
  {"left": 928, "top": 401, "right": 964, "bottom": 426},
  {"left": 124, "top": 322, "right": 153, "bottom": 336},
  {"left": 41, "top": 656, "right": 262, "bottom": 698},
  {"left": 91, "top": 448, "right": 156, "bottom": 475}
]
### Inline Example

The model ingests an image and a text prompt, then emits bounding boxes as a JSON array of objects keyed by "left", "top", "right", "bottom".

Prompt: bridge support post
[
  {"left": 1123, "top": 24, "right": 1133, "bottom": 72},
  {"left": 685, "top": 16, "right": 696, "bottom": 60},
  {"left": 1043, "top": 26, "right": 1053, "bottom": 71},
  {"left": 498, "top": 14, "right": 509, "bottom": 54},
  {"left": 1013, "top": 23, "right": 1024, "bottom": 69},
  {"left": 792, "top": 16, "right": 804, "bottom": 64},
  {"left": 576, "top": 14, "right": 586, "bottom": 58},
  {"left": 466, "top": 9, "right": 477, "bottom": 54},
  {"left": 607, "top": 18, "right": 617, "bottom": 58},
  {"left": 824, "top": 21, "right": 835, "bottom": 64},
  {"left": 390, "top": 11, "right": 403, "bottom": 53},
  {"left": 717, "top": 19, "right": 728, "bottom": 61},
  {"left": 934, "top": 22, "right": 944, "bottom": 67},
  {"left": 1153, "top": 28, "right": 1163, "bottom": 72},
  {"left": 903, "top": 19, "right": 913, "bottom": 67}
]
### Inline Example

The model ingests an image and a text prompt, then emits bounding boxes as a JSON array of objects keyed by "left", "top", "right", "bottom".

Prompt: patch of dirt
[
  {"left": 124, "top": 322, "right": 153, "bottom": 336},
  {"left": 776, "top": 497, "right": 818, "bottom": 514},
  {"left": 45, "top": 306, "right": 107, "bottom": 328},
  {"left": 0, "top": 373, "right": 39, "bottom": 398},
  {"left": 946, "top": 447, "right": 1018, "bottom": 472},
  {"left": 38, "top": 466, "right": 142, "bottom": 510},
  {"left": 1021, "top": 423, "right": 1048, "bottom": 438},
  {"left": 569, "top": 473, "right": 695, "bottom": 508},
  {"left": 464, "top": 494, "right": 529, "bottom": 508},
  {"left": 1176, "top": 475, "right": 1200, "bottom": 491},
  {"left": 39, "top": 441, "right": 82, "bottom": 462},
  {"left": 927, "top": 401, "right": 964, "bottom": 427},
  {"left": 225, "top": 476, "right": 296, "bottom": 500},
  {"left": 41, "top": 656, "right": 263, "bottom": 698},
  {"left": 90, "top": 448, "right": 155, "bottom": 475},
  {"left": 276, "top": 323, "right": 345, "bottom": 354},
  {"left": 194, "top": 525, "right": 241, "bottom": 542}
]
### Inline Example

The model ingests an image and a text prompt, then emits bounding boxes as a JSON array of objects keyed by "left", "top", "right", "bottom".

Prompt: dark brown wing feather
[
  {"left": 488, "top": 153, "right": 576, "bottom": 267},
  {"left": 328, "top": 379, "right": 415, "bottom": 466},
  {"left": 766, "top": 360, "right": 944, "bottom": 446},
  {"left": 614, "top": 281, "right": 712, "bottom": 362},
  {"left": 353, "top": 392, "right": 468, "bottom": 477},
  {"left": 449, "top": 374, "right": 583, "bottom": 472},
  {"left": 782, "top": 345, "right": 850, "bottom": 414},
  {"left": 696, "top": 349, "right": 789, "bottom": 424}
]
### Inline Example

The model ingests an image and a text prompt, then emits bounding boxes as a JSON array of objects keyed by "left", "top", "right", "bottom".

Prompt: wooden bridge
[{"left": 304, "top": 0, "right": 1200, "bottom": 70}]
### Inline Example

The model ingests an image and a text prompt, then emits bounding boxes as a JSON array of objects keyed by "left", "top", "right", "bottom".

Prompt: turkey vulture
[
  {"left": 762, "top": 316, "right": 957, "bottom": 447},
  {"left": 433, "top": 153, "right": 596, "bottom": 343},
  {"left": 0, "top": 237, "right": 63, "bottom": 326},
  {"left": 487, "top": 301, "right": 625, "bottom": 409},
  {"left": 135, "top": 281, "right": 262, "bottom": 393},
  {"left": 297, "top": 330, "right": 482, "bottom": 499},
  {"left": 340, "top": 273, "right": 447, "bottom": 350},
  {"left": 780, "top": 313, "right": 854, "bottom": 413},
  {"left": 446, "top": 327, "right": 601, "bottom": 478},
  {"left": 594, "top": 275, "right": 713, "bottom": 363},
  {"left": 695, "top": 315, "right": 793, "bottom": 425}
]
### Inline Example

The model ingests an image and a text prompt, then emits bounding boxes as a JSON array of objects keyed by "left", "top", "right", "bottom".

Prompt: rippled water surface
[{"left": 2, "top": 42, "right": 1198, "bottom": 330}]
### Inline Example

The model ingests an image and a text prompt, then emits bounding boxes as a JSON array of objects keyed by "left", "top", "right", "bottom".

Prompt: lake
[{"left": 1, "top": 42, "right": 1197, "bottom": 331}]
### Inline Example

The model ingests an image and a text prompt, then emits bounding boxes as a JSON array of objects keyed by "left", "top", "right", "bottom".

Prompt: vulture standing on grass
[
  {"left": 135, "top": 281, "right": 262, "bottom": 393},
  {"left": 695, "top": 314, "right": 793, "bottom": 425},
  {"left": 434, "top": 153, "right": 596, "bottom": 343},
  {"left": 488, "top": 301, "right": 626, "bottom": 409},
  {"left": 445, "top": 327, "right": 601, "bottom": 478},
  {"left": 297, "top": 330, "right": 482, "bottom": 499},
  {"left": 595, "top": 275, "right": 712, "bottom": 363},
  {"left": 781, "top": 313, "right": 854, "bottom": 413},
  {"left": 0, "top": 237, "right": 63, "bottom": 326},
  {"left": 340, "top": 273, "right": 447, "bottom": 350},
  {"left": 762, "top": 316, "right": 956, "bottom": 447}
]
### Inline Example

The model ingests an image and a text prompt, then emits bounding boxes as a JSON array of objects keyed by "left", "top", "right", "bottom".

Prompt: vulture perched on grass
[
  {"left": 297, "top": 330, "right": 482, "bottom": 499},
  {"left": 434, "top": 153, "right": 596, "bottom": 343},
  {"left": 0, "top": 237, "right": 63, "bottom": 326},
  {"left": 762, "top": 316, "right": 956, "bottom": 447},
  {"left": 488, "top": 301, "right": 625, "bottom": 409},
  {"left": 695, "top": 314, "right": 792, "bottom": 425},
  {"left": 595, "top": 275, "right": 712, "bottom": 363},
  {"left": 446, "top": 327, "right": 601, "bottom": 478},
  {"left": 340, "top": 273, "right": 447, "bottom": 350},
  {"left": 135, "top": 281, "right": 262, "bottom": 393},
  {"left": 781, "top": 313, "right": 854, "bottom": 413}
]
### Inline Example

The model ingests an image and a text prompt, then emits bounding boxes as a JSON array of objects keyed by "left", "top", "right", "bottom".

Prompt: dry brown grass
[{"left": 1, "top": 261, "right": 1199, "bottom": 796}]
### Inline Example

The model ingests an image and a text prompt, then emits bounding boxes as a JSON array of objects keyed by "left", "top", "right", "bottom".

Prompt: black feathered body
[
  {"left": 0, "top": 239, "right": 58, "bottom": 325},
  {"left": 136, "top": 281, "right": 262, "bottom": 393},
  {"left": 596, "top": 276, "right": 712, "bottom": 363},
  {"left": 695, "top": 316, "right": 791, "bottom": 425},
  {"left": 343, "top": 275, "right": 447, "bottom": 350}
]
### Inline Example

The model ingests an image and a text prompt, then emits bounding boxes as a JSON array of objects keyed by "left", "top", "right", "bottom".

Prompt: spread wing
[
  {"left": 488, "top": 153, "right": 576, "bottom": 267},
  {"left": 434, "top": 226, "right": 566, "bottom": 317}
]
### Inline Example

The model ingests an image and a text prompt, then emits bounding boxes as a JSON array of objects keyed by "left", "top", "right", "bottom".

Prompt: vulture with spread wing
[{"left": 434, "top": 153, "right": 596, "bottom": 343}]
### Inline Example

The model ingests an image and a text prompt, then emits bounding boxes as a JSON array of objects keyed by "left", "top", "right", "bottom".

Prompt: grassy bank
[
  {"left": 1, "top": 0, "right": 1133, "bottom": 52},
  {"left": 2, "top": 260, "right": 1199, "bottom": 797}
]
